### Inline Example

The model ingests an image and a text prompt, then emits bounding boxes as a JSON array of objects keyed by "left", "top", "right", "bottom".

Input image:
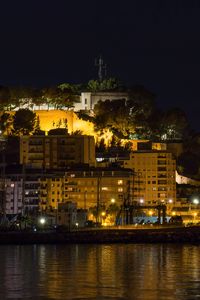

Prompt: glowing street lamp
[
  {"left": 148, "top": 210, "right": 153, "bottom": 216},
  {"left": 193, "top": 212, "right": 198, "bottom": 223},
  {"left": 101, "top": 211, "right": 106, "bottom": 217},
  {"left": 39, "top": 217, "right": 46, "bottom": 225},
  {"left": 140, "top": 198, "right": 144, "bottom": 204},
  {"left": 193, "top": 198, "right": 199, "bottom": 205}
]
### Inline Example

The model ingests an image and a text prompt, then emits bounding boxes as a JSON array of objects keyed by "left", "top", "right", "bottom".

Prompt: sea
[{"left": 0, "top": 243, "right": 199, "bottom": 299}]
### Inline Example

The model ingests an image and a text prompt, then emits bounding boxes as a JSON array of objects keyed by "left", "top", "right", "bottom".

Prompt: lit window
[
  {"left": 11, "top": 183, "right": 14, "bottom": 188},
  {"left": 102, "top": 187, "right": 108, "bottom": 191},
  {"left": 118, "top": 180, "right": 123, "bottom": 185},
  {"left": 96, "top": 158, "right": 104, "bottom": 162},
  {"left": 70, "top": 174, "right": 75, "bottom": 178},
  {"left": 118, "top": 188, "right": 123, "bottom": 192}
]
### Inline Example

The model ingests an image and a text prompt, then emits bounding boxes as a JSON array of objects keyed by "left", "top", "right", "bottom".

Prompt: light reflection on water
[{"left": 0, "top": 244, "right": 199, "bottom": 299}]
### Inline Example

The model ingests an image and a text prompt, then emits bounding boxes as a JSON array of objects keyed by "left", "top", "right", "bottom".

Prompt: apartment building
[
  {"left": 3, "top": 178, "right": 23, "bottom": 215},
  {"left": 39, "top": 173, "right": 64, "bottom": 212},
  {"left": 121, "top": 151, "right": 176, "bottom": 206},
  {"left": 39, "top": 168, "right": 134, "bottom": 215},
  {"left": 0, "top": 167, "right": 42, "bottom": 216},
  {"left": 20, "top": 135, "right": 95, "bottom": 168}
]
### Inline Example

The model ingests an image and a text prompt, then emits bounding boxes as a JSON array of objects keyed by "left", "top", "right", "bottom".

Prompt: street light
[
  {"left": 193, "top": 212, "right": 198, "bottom": 223},
  {"left": 75, "top": 222, "right": 79, "bottom": 228},
  {"left": 39, "top": 217, "right": 46, "bottom": 225},
  {"left": 193, "top": 198, "right": 199, "bottom": 205},
  {"left": 148, "top": 210, "right": 153, "bottom": 216}
]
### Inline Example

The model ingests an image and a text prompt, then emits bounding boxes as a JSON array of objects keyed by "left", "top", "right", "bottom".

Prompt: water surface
[{"left": 0, "top": 243, "right": 200, "bottom": 299}]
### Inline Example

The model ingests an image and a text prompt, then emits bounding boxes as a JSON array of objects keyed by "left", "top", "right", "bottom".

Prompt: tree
[
  {"left": 87, "top": 78, "right": 120, "bottom": 92},
  {"left": 94, "top": 99, "right": 131, "bottom": 137},
  {"left": 87, "top": 80, "right": 100, "bottom": 92},
  {"left": 33, "top": 115, "right": 43, "bottom": 135},
  {"left": 71, "top": 130, "right": 83, "bottom": 136},
  {"left": 58, "top": 83, "right": 85, "bottom": 93},
  {"left": 96, "top": 138, "right": 106, "bottom": 153},
  {"left": 42, "top": 86, "right": 79, "bottom": 110},
  {"left": 159, "top": 108, "right": 189, "bottom": 140},
  {"left": 9, "top": 86, "right": 30, "bottom": 110},
  {"left": 92, "top": 85, "right": 156, "bottom": 139},
  {"left": 12, "top": 109, "right": 37, "bottom": 135},
  {"left": 48, "top": 128, "right": 68, "bottom": 135},
  {"left": 177, "top": 152, "right": 199, "bottom": 176},
  {"left": 0, "top": 112, "right": 13, "bottom": 135}
]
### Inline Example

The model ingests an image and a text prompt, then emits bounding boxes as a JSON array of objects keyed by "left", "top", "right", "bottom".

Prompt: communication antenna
[{"left": 95, "top": 56, "right": 107, "bottom": 81}]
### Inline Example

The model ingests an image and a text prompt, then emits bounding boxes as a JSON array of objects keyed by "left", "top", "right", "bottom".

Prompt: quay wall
[{"left": 0, "top": 227, "right": 200, "bottom": 244}]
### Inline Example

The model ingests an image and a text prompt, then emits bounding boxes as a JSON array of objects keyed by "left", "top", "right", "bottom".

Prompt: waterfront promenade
[{"left": 0, "top": 225, "right": 200, "bottom": 244}]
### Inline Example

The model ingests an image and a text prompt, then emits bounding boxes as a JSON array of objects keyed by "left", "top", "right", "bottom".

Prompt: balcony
[
  {"left": 157, "top": 167, "right": 166, "bottom": 172},
  {"left": 29, "top": 141, "right": 43, "bottom": 146},
  {"left": 158, "top": 174, "right": 167, "bottom": 178},
  {"left": 158, "top": 180, "right": 167, "bottom": 185},
  {"left": 28, "top": 148, "right": 43, "bottom": 153},
  {"left": 158, "top": 160, "right": 166, "bottom": 165}
]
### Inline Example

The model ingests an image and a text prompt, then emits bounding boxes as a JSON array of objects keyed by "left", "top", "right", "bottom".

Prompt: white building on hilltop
[{"left": 74, "top": 91, "right": 129, "bottom": 111}]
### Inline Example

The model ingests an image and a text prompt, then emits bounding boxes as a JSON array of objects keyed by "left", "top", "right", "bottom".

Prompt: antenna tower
[{"left": 95, "top": 56, "right": 107, "bottom": 81}]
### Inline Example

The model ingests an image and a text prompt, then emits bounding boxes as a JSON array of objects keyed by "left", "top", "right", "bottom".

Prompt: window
[
  {"left": 118, "top": 180, "right": 123, "bottom": 185},
  {"left": 102, "top": 187, "right": 108, "bottom": 191}
]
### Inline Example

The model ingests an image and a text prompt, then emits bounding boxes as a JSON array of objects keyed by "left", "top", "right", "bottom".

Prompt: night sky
[{"left": 1, "top": 0, "right": 200, "bottom": 131}]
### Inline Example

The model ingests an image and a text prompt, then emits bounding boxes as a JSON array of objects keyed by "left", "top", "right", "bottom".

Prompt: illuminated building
[
  {"left": 39, "top": 173, "right": 64, "bottom": 212},
  {"left": 39, "top": 168, "right": 134, "bottom": 216},
  {"left": 0, "top": 170, "right": 40, "bottom": 215},
  {"left": 20, "top": 135, "right": 95, "bottom": 168},
  {"left": 3, "top": 178, "right": 23, "bottom": 215},
  {"left": 122, "top": 150, "right": 176, "bottom": 206},
  {"left": 75, "top": 92, "right": 129, "bottom": 111}
]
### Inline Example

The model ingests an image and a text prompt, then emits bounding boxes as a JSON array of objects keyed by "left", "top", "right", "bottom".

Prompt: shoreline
[{"left": 0, "top": 226, "right": 200, "bottom": 244}]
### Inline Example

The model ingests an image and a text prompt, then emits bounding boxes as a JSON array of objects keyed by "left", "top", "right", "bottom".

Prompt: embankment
[{"left": 0, "top": 226, "right": 200, "bottom": 244}]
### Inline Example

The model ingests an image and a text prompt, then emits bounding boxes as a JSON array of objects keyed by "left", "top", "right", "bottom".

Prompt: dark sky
[{"left": 1, "top": 0, "right": 200, "bottom": 131}]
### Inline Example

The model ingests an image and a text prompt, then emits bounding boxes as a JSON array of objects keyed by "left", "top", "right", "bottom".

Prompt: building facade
[
  {"left": 75, "top": 92, "right": 129, "bottom": 111},
  {"left": 39, "top": 168, "right": 134, "bottom": 218},
  {"left": 121, "top": 151, "right": 176, "bottom": 206},
  {"left": 0, "top": 171, "right": 40, "bottom": 216},
  {"left": 20, "top": 135, "right": 95, "bottom": 168}
]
